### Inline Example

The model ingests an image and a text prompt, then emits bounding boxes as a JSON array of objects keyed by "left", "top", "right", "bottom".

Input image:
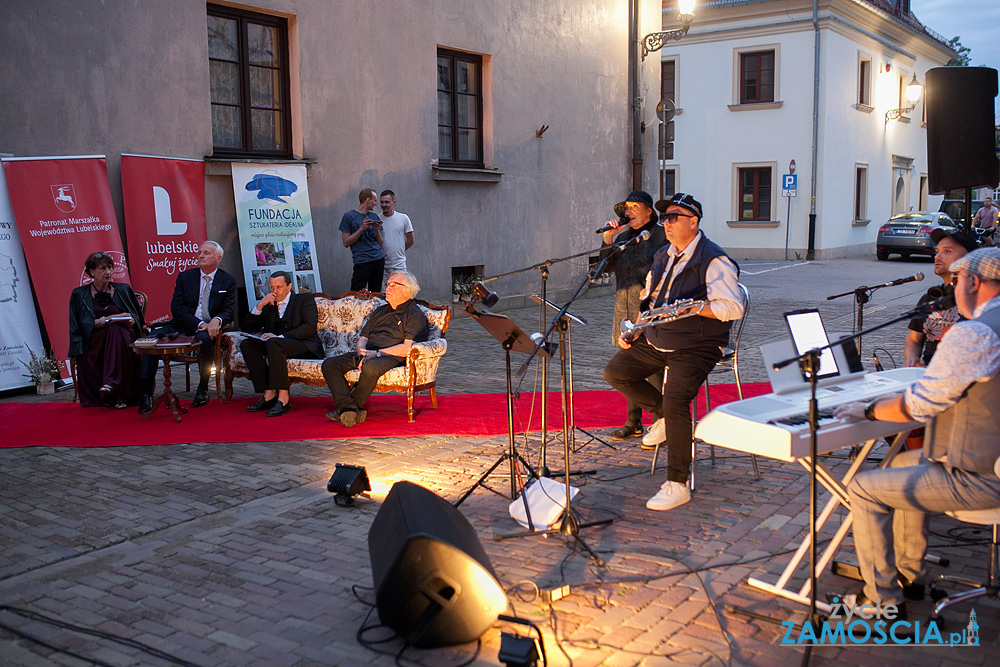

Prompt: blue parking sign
[{"left": 783, "top": 174, "right": 797, "bottom": 189}]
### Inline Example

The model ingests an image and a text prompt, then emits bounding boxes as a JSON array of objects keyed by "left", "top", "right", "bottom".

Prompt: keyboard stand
[{"left": 746, "top": 430, "right": 908, "bottom": 613}]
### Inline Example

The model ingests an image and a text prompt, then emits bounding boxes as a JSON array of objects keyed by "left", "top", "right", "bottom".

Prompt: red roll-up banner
[
  {"left": 2, "top": 156, "right": 129, "bottom": 376},
  {"left": 121, "top": 155, "right": 207, "bottom": 324}
]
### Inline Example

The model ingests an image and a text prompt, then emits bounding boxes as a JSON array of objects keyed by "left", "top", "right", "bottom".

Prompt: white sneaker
[
  {"left": 641, "top": 418, "right": 666, "bottom": 447},
  {"left": 646, "top": 480, "right": 691, "bottom": 511}
]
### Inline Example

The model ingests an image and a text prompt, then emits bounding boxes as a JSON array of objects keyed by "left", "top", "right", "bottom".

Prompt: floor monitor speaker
[
  {"left": 925, "top": 66, "right": 999, "bottom": 193},
  {"left": 367, "top": 480, "right": 508, "bottom": 647}
]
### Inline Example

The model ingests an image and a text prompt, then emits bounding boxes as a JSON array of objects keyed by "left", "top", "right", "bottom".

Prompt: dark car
[
  {"left": 939, "top": 199, "right": 984, "bottom": 228},
  {"left": 875, "top": 211, "right": 957, "bottom": 260}
]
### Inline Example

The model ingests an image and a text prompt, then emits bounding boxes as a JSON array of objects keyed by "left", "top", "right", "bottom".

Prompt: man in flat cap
[
  {"left": 604, "top": 192, "right": 743, "bottom": 512},
  {"left": 834, "top": 247, "right": 1000, "bottom": 619}
]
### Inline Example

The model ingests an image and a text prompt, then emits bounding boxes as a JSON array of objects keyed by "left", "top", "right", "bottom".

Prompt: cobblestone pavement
[{"left": 1, "top": 257, "right": 994, "bottom": 666}]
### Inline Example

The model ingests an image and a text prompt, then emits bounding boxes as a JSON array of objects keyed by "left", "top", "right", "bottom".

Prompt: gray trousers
[{"left": 849, "top": 449, "right": 1000, "bottom": 605}]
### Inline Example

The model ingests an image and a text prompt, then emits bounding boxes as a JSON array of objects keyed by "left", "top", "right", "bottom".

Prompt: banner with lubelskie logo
[
  {"left": 2, "top": 156, "right": 129, "bottom": 376},
  {"left": 230, "top": 163, "right": 322, "bottom": 308},
  {"left": 121, "top": 154, "right": 207, "bottom": 324},
  {"left": 0, "top": 163, "right": 47, "bottom": 391}
]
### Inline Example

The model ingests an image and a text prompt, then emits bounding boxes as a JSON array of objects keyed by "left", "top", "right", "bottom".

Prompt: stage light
[
  {"left": 327, "top": 463, "right": 371, "bottom": 506},
  {"left": 472, "top": 281, "right": 500, "bottom": 308}
]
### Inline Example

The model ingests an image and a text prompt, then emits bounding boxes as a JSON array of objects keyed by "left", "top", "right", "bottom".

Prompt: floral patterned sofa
[{"left": 220, "top": 290, "right": 450, "bottom": 421}]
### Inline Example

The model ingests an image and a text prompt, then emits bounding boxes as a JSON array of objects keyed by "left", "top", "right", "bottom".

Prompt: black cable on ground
[{"left": 0, "top": 604, "right": 204, "bottom": 667}]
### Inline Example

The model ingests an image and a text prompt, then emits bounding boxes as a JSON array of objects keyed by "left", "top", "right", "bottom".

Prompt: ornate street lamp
[
  {"left": 885, "top": 74, "right": 923, "bottom": 124},
  {"left": 642, "top": 0, "right": 696, "bottom": 61}
]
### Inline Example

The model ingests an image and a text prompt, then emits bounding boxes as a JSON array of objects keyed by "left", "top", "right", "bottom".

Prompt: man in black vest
[
  {"left": 604, "top": 193, "right": 743, "bottom": 511},
  {"left": 241, "top": 271, "right": 322, "bottom": 417}
]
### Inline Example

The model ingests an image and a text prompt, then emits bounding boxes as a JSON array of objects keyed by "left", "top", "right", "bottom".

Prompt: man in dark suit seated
[
  {"left": 321, "top": 271, "right": 428, "bottom": 427},
  {"left": 241, "top": 271, "right": 322, "bottom": 417},
  {"left": 139, "top": 241, "right": 237, "bottom": 413}
]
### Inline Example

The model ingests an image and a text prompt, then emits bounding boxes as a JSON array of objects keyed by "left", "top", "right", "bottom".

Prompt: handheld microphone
[
  {"left": 926, "top": 293, "right": 956, "bottom": 311},
  {"left": 874, "top": 273, "right": 924, "bottom": 288},
  {"left": 596, "top": 216, "right": 630, "bottom": 234},
  {"left": 616, "top": 230, "right": 651, "bottom": 248}
]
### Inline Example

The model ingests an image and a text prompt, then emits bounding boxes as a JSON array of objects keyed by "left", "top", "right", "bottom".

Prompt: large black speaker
[
  {"left": 367, "top": 481, "right": 508, "bottom": 647},
  {"left": 925, "top": 66, "right": 999, "bottom": 194}
]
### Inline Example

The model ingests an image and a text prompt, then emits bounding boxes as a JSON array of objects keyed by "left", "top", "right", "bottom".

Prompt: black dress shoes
[
  {"left": 247, "top": 396, "right": 278, "bottom": 412},
  {"left": 190, "top": 388, "right": 210, "bottom": 409},
  {"left": 266, "top": 401, "right": 292, "bottom": 417},
  {"left": 138, "top": 394, "right": 153, "bottom": 415}
]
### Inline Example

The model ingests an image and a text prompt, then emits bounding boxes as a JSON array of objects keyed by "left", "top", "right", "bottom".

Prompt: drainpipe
[
  {"left": 630, "top": 0, "right": 643, "bottom": 190},
  {"left": 807, "top": 0, "right": 820, "bottom": 260}
]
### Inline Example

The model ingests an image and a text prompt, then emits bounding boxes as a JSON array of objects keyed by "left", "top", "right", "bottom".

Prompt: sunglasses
[
  {"left": 662, "top": 212, "right": 695, "bottom": 223},
  {"left": 386, "top": 281, "right": 406, "bottom": 288}
]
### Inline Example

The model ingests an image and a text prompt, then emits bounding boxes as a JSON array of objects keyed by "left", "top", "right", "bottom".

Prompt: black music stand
[
  {"left": 453, "top": 307, "right": 551, "bottom": 517},
  {"left": 530, "top": 295, "right": 614, "bottom": 455},
  {"left": 498, "top": 262, "right": 616, "bottom": 567}
]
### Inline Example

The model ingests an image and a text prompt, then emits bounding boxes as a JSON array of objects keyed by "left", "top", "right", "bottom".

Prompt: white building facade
[{"left": 652, "top": 0, "right": 955, "bottom": 259}]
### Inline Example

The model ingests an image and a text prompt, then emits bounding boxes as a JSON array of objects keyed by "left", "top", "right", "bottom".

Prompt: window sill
[
  {"left": 855, "top": 103, "right": 874, "bottom": 113},
  {"left": 432, "top": 164, "right": 503, "bottom": 182},
  {"left": 204, "top": 156, "right": 317, "bottom": 177},
  {"left": 726, "top": 220, "right": 780, "bottom": 228},
  {"left": 852, "top": 218, "right": 871, "bottom": 227},
  {"left": 728, "top": 101, "right": 783, "bottom": 112}
]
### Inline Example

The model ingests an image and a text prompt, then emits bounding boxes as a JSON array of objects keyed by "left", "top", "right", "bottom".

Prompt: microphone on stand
[
  {"left": 615, "top": 230, "right": 651, "bottom": 248},
  {"left": 872, "top": 273, "right": 924, "bottom": 288},
  {"left": 596, "top": 217, "right": 630, "bottom": 233}
]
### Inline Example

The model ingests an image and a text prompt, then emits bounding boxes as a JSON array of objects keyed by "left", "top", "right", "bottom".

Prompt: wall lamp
[
  {"left": 885, "top": 74, "right": 922, "bottom": 125},
  {"left": 642, "top": 0, "right": 696, "bottom": 61}
]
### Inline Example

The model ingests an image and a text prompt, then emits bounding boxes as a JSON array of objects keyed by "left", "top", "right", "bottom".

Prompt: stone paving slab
[{"left": 1, "top": 257, "right": 995, "bottom": 666}]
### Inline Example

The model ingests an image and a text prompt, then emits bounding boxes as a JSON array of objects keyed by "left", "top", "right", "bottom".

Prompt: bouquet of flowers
[{"left": 20, "top": 344, "right": 60, "bottom": 385}]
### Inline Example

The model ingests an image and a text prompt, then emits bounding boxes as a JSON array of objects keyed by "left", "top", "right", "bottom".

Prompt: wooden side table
[{"left": 133, "top": 340, "right": 202, "bottom": 423}]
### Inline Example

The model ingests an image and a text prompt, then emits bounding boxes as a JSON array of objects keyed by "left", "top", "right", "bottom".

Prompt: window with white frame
[
  {"left": 855, "top": 164, "right": 869, "bottom": 222},
  {"left": 858, "top": 54, "right": 872, "bottom": 109},
  {"left": 731, "top": 45, "right": 780, "bottom": 109}
]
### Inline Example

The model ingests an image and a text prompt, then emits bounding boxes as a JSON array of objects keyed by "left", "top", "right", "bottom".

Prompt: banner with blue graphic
[{"left": 230, "top": 164, "right": 322, "bottom": 310}]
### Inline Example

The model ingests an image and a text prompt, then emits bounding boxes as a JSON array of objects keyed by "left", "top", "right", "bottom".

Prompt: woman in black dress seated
[{"left": 68, "top": 252, "right": 145, "bottom": 408}]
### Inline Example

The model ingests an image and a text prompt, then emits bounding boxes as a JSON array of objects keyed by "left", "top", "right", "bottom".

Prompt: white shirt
[
  {"left": 195, "top": 268, "right": 218, "bottom": 321},
  {"left": 643, "top": 232, "right": 744, "bottom": 322},
  {"left": 378, "top": 211, "right": 414, "bottom": 269}
]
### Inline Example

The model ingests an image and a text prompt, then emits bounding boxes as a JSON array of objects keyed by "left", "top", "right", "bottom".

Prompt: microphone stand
[
  {"left": 826, "top": 277, "right": 921, "bottom": 357},
  {"left": 483, "top": 238, "right": 637, "bottom": 473},
  {"left": 766, "top": 296, "right": 945, "bottom": 666},
  {"left": 497, "top": 253, "right": 622, "bottom": 566}
]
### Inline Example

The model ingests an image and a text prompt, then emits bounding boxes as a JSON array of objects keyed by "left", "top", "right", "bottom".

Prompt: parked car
[
  {"left": 938, "top": 199, "right": 984, "bottom": 228},
  {"left": 875, "top": 211, "right": 957, "bottom": 260}
]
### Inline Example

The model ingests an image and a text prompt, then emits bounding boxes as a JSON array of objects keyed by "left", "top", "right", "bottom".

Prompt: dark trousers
[
  {"left": 240, "top": 337, "right": 317, "bottom": 392},
  {"left": 321, "top": 352, "right": 402, "bottom": 413},
  {"left": 139, "top": 329, "right": 215, "bottom": 394},
  {"left": 604, "top": 337, "right": 721, "bottom": 483},
  {"left": 351, "top": 258, "right": 386, "bottom": 292},
  {"left": 626, "top": 373, "right": 663, "bottom": 425}
]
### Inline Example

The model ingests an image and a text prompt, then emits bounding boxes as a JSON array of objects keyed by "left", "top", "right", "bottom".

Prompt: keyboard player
[{"left": 833, "top": 247, "right": 1000, "bottom": 618}]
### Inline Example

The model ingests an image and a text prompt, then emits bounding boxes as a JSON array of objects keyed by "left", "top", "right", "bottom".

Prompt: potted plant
[
  {"left": 20, "top": 345, "right": 60, "bottom": 395},
  {"left": 452, "top": 282, "right": 462, "bottom": 303}
]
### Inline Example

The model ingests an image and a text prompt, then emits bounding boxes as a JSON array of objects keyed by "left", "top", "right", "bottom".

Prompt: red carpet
[{"left": 0, "top": 384, "right": 771, "bottom": 448}]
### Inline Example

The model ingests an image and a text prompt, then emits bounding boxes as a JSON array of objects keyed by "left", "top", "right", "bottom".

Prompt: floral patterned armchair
[{"left": 220, "top": 290, "right": 450, "bottom": 421}]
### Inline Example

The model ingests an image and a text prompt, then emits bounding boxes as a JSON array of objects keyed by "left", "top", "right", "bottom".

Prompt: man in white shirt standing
[{"left": 378, "top": 190, "right": 415, "bottom": 289}]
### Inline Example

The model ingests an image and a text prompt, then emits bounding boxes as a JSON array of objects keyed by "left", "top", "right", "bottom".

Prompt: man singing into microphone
[
  {"left": 604, "top": 193, "right": 743, "bottom": 511},
  {"left": 598, "top": 190, "right": 666, "bottom": 441},
  {"left": 904, "top": 228, "right": 977, "bottom": 367}
]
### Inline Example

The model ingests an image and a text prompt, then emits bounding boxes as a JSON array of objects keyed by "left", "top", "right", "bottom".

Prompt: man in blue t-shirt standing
[{"left": 339, "top": 187, "right": 386, "bottom": 292}]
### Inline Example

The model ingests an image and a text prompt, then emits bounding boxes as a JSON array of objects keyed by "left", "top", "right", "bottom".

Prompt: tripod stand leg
[{"left": 453, "top": 454, "right": 510, "bottom": 508}]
